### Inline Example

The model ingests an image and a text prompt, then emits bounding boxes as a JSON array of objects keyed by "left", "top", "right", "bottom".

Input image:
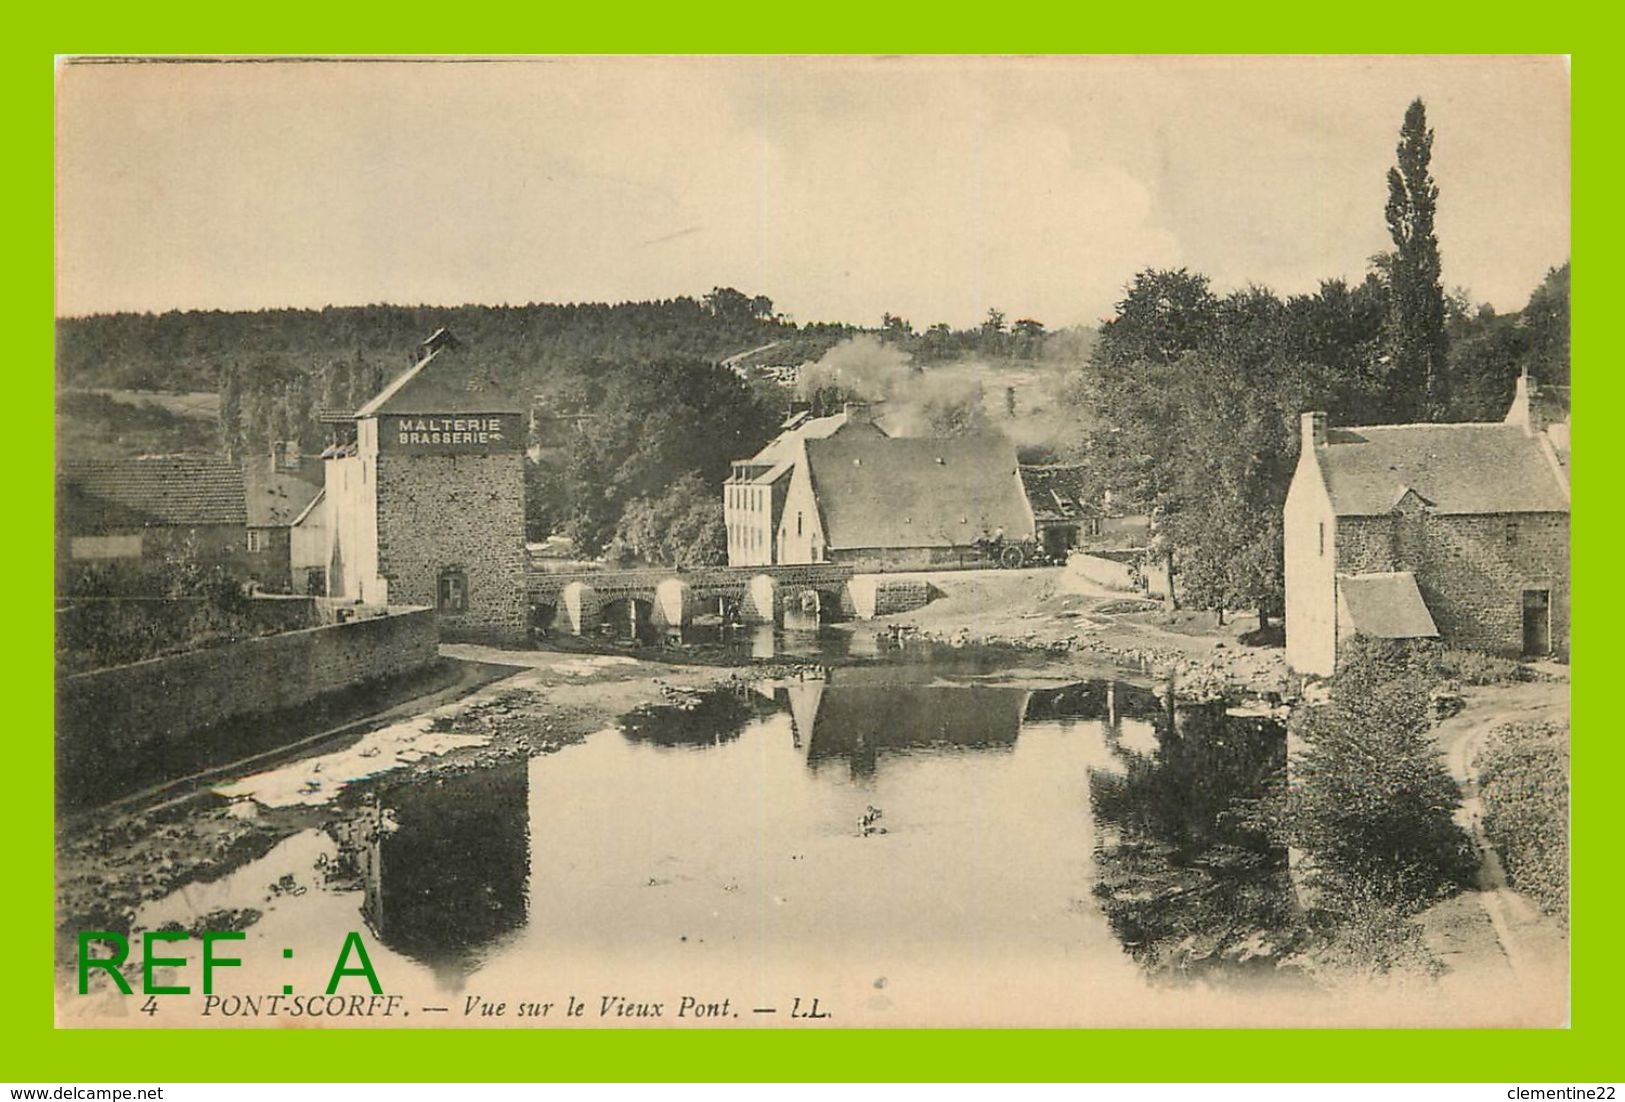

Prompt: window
[
  {"left": 437, "top": 567, "right": 468, "bottom": 612},
  {"left": 1318, "top": 522, "right": 1325, "bottom": 557},
  {"left": 247, "top": 529, "right": 267, "bottom": 553},
  {"left": 1505, "top": 519, "right": 1519, "bottom": 546},
  {"left": 797, "top": 512, "right": 803, "bottom": 536}
]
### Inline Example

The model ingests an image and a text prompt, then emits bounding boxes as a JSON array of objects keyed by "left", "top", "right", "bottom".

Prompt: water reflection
[
  {"left": 261, "top": 674, "right": 1292, "bottom": 1005},
  {"left": 782, "top": 670, "right": 1026, "bottom": 781},
  {"left": 332, "top": 761, "right": 529, "bottom": 985},
  {"left": 1089, "top": 701, "right": 1298, "bottom": 978}
]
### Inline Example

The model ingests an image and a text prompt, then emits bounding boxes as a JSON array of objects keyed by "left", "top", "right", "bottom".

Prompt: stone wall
[
  {"left": 376, "top": 452, "right": 527, "bottom": 643},
  {"left": 57, "top": 606, "right": 438, "bottom": 801},
  {"left": 1334, "top": 511, "right": 1569, "bottom": 658},
  {"left": 868, "top": 578, "right": 934, "bottom": 616},
  {"left": 831, "top": 546, "right": 962, "bottom": 571},
  {"left": 1402, "top": 512, "right": 1569, "bottom": 657}
]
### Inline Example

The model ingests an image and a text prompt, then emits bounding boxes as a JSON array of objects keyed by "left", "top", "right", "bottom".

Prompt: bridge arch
[
  {"left": 787, "top": 584, "right": 848, "bottom": 624},
  {"left": 598, "top": 594, "right": 656, "bottom": 642}
]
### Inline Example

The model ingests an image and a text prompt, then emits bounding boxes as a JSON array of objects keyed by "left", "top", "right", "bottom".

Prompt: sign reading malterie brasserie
[{"left": 383, "top": 413, "right": 524, "bottom": 454}]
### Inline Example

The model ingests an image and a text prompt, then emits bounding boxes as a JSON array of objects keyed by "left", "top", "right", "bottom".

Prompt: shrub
[
  {"left": 1299, "top": 871, "right": 1444, "bottom": 979},
  {"left": 1274, "top": 637, "right": 1476, "bottom": 911},
  {"left": 609, "top": 473, "right": 728, "bottom": 569},
  {"left": 1478, "top": 721, "right": 1569, "bottom": 926},
  {"left": 1433, "top": 646, "right": 1531, "bottom": 686}
]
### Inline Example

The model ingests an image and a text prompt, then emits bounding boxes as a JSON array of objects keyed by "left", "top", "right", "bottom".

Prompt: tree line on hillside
[
  {"left": 58, "top": 288, "right": 853, "bottom": 403},
  {"left": 876, "top": 308, "right": 1060, "bottom": 364},
  {"left": 1070, "top": 98, "right": 1569, "bottom": 628}
]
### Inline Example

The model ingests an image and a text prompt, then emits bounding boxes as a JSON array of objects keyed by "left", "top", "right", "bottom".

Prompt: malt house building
[
  {"left": 323, "top": 328, "right": 527, "bottom": 642},
  {"left": 1284, "top": 373, "right": 1570, "bottom": 676}
]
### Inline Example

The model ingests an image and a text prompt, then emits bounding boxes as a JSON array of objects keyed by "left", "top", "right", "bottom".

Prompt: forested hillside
[{"left": 56, "top": 288, "right": 850, "bottom": 398}]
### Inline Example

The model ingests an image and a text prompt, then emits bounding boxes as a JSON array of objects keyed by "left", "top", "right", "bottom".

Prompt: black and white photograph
[{"left": 54, "top": 54, "right": 1570, "bottom": 1028}]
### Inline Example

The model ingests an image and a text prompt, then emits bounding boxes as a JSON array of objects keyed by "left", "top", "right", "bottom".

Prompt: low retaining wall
[
  {"left": 846, "top": 576, "right": 936, "bottom": 619},
  {"left": 1066, "top": 552, "right": 1140, "bottom": 592},
  {"left": 58, "top": 606, "right": 438, "bottom": 801},
  {"left": 1066, "top": 550, "right": 1170, "bottom": 599}
]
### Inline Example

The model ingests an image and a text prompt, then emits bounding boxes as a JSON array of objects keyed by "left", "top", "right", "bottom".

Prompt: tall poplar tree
[
  {"left": 1384, "top": 98, "right": 1448, "bottom": 421},
  {"left": 217, "top": 363, "right": 244, "bottom": 462}
]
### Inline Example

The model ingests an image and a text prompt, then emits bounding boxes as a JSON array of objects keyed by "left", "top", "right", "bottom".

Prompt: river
[{"left": 108, "top": 656, "right": 1310, "bottom": 1027}]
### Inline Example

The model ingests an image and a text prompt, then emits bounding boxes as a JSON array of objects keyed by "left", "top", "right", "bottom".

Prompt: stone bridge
[{"left": 526, "top": 563, "right": 931, "bottom": 635}]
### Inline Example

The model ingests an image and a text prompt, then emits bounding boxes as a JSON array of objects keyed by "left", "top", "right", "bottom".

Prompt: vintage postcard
[{"left": 54, "top": 54, "right": 1570, "bottom": 1028}]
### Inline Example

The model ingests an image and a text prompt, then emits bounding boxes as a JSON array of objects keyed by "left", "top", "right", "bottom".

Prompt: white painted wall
[
  {"left": 323, "top": 418, "right": 387, "bottom": 604},
  {"left": 1283, "top": 449, "right": 1338, "bottom": 676},
  {"left": 776, "top": 440, "right": 825, "bottom": 564}
]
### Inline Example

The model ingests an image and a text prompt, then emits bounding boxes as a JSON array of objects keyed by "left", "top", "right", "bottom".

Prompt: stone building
[
  {"left": 244, "top": 442, "right": 326, "bottom": 594},
  {"left": 1284, "top": 373, "right": 1570, "bottom": 676},
  {"left": 323, "top": 329, "right": 527, "bottom": 642},
  {"left": 1020, "top": 464, "right": 1152, "bottom": 559},
  {"left": 57, "top": 456, "right": 249, "bottom": 593}
]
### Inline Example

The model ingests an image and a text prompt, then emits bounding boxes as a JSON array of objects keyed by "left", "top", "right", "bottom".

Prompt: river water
[{"left": 125, "top": 664, "right": 1300, "bottom": 1027}]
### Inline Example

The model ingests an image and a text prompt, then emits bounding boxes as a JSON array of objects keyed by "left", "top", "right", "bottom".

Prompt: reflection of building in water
[
  {"left": 782, "top": 668, "right": 1029, "bottom": 779},
  {"left": 1020, "top": 680, "right": 1168, "bottom": 738},
  {"left": 333, "top": 761, "right": 529, "bottom": 987}
]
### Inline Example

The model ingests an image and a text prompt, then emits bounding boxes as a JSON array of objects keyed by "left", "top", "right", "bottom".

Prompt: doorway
[{"left": 1521, "top": 588, "right": 1551, "bottom": 656}]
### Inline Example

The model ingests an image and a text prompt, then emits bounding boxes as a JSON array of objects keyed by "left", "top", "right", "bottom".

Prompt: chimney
[
  {"left": 1505, "top": 367, "right": 1534, "bottom": 435},
  {"left": 1301, "top": 411, "right": 1327, "bottom": 454},
  {"left": 420, "top": 327, "right": 458, "bottom": 357},
  {"left": 271, "top": 439, "right": 300, "bottom": 471},
  {"left": 843, "top": 400, "right": 872, "bottom": 425}
]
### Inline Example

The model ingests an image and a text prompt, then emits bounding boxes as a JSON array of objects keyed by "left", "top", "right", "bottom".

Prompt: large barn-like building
[{"left": 725, "top": 405, "right": 1034, "bottom": 571}]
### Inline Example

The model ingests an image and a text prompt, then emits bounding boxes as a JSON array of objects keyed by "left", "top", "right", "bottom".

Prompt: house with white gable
[{"left": 1283, "top": 372, "right": 1570, "bottom": 676}]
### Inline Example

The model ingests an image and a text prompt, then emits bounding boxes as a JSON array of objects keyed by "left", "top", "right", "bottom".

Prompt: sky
[{"left": 55, "top": 55, "right": 1570, "bottom": 328}]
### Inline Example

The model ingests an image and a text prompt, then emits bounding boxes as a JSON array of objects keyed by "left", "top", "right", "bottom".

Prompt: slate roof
[
  {"left": 804, "top": 433, "right": 1034, "bottom": 550},
  {"left": 742, "top": 410, "right": 885, "bottom": 471},
  {"left": 729, "top": 411, "right": 889, "bottom": 488},
  {"left": 354, "top": 331, "right": 522, "bottom": 417},
  {"left": 59, "top": 457, "right": 247, "bottom": 527},
  {"left": 1020, "top": 464, "right": 1094, "bottom": 522},
  {"left": 1316, "top": 423, "right": 1569, "bottom": 516},
  {"left": 1338, "top": 571, "right": 1439, "bottom": 639},
  {"left": 243, "top": 458, "right": 324, "bottom": 528}
]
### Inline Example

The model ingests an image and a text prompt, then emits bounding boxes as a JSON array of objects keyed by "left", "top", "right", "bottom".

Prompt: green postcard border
[{"left": 11, "top": 13, "right": 1618, "bottom": 1083}]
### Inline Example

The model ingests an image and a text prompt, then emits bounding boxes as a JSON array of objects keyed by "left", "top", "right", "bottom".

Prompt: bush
[
  {"left": 1433, "top": 646, "right": 1531, "bottom": 686},
  {"left": 1274, "top": 637, "right": 1476, "bottom": 911},
  {"left": 1478, "top": 721, "right": 1569, "bottom": 926},
  {"left": 1299, "top": 871, "right": 1444, "bottom": 980},
  {"left": 609, "top": 473, "right": 727, "bottom": 569}
]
